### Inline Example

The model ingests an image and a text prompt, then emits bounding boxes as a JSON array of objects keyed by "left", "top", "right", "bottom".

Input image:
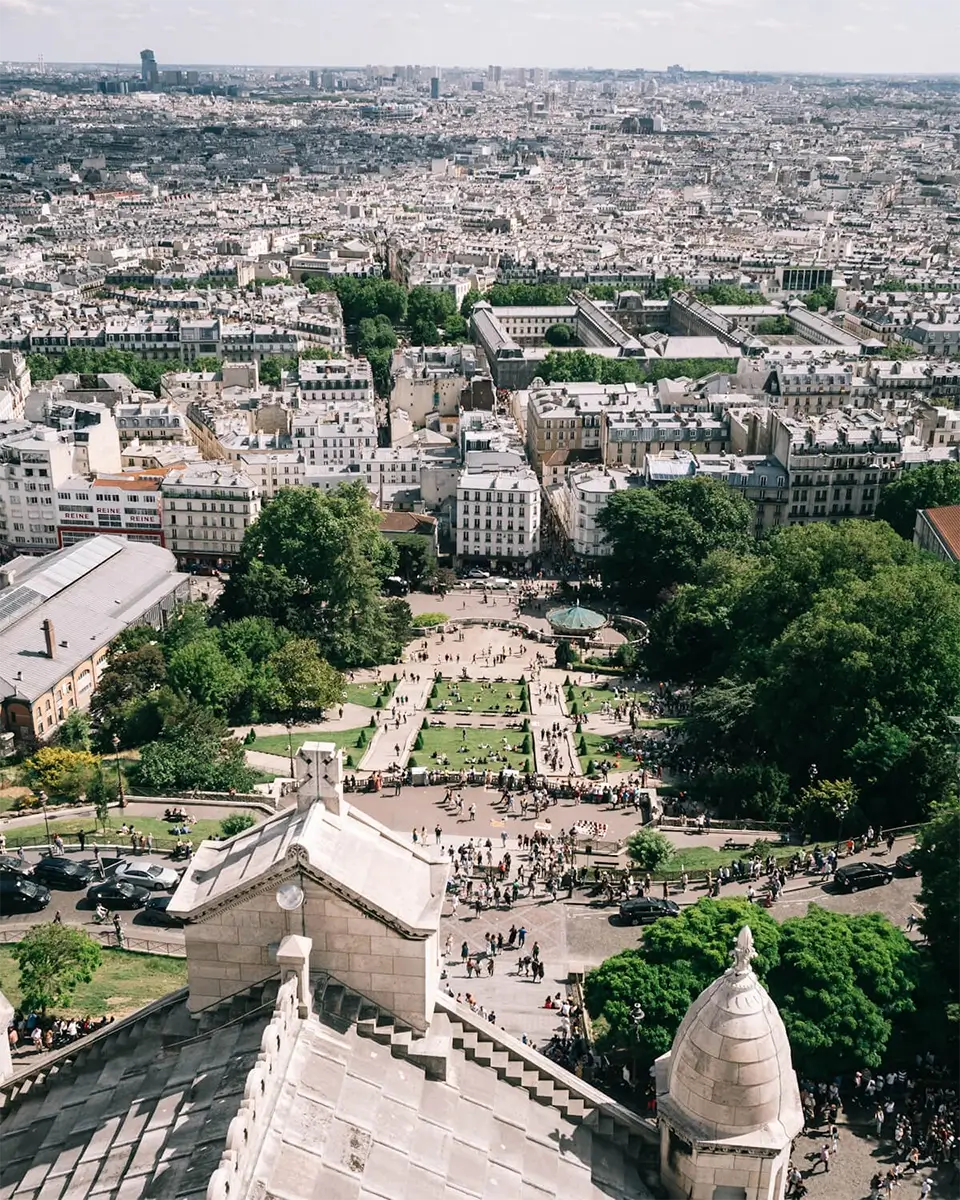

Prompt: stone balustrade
[{"left": 206, "top": 936, "right": 312, "bottom": 1200}]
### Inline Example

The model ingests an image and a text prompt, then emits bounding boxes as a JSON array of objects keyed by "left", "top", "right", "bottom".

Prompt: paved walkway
[{"left": 360, "top": 676, "right": 433, "bottom": 772}]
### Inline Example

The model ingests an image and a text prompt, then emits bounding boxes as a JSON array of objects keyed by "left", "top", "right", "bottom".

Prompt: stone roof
[
  {"left": 0, "top": 970, "right": 660, "bottom": 1200},
  {"left": 168, "top": 791, "right": 445, "bottom": 937},
  {"left": 656, "top": 927, "right": 803, "bottom": 1149}
]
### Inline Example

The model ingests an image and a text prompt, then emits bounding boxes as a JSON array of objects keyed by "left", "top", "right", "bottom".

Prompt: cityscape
[{"left": 0, "top": 42, "right": 957, "bottom": 1200}]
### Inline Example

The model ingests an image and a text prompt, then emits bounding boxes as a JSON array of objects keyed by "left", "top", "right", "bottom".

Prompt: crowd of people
[{"left": 8, "top": 1011, "right": 114, "bottom": 1056}]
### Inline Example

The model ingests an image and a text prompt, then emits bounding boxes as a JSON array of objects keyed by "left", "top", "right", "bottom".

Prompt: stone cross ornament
[{"left": 730, "top": 925, "right": 757, "bottom": 975}]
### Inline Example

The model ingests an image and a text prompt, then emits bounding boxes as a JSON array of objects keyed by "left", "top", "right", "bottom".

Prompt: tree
[
  {"left": 390, "top": 533, "right": 435, "bottom": 587},
  {"left": 137, "top": 729, "right": 257, "bottom": 793},
  {"left": 544, "top": 323, "right": 574, "bottom": 346},
  {"left": 268, "top": 639, "right": 344, "bottom": 716},
  {"left": 585, "top": 899, "right": 916, "bottom": 1077},
  {"left": 87, "top": 764, "right": 117, "bottom": 834},
  {"left": 460, "top": 288, "right": 482, "bottom": 320},
  {"left": 22, "top": 747, "right": 98, "bottom": 801},
  {"left": 767, "top": 907, "right": 917, "bottom": 1076},
  {"left": 13, "top": 924, "right": 102, "bottom": 1016},
  {"left": 697, "top": 284, "right": 766, "bottom": 306},
  {"left": 802, "top": 285, "right": 837, "bottom": 312},
  {"left": 914, "top": 799, "right": 960, "bottom": 993},
  {"left": 217, "top": 484, "right": 401, "bottom": 668},
  {"left": 625, "top": 828, "right": 674, "bottom": 870},
  {"left": 167, "top": 639, "right": 247, "bottom": 715},
  {"left": 220, "top": 812, "right": 256, "bottom": 838},
  {"left": 57, "top": 709, "right": 91, "bottom": 752},
  {"left": 881, "top": 342, "right": 919, "bottom": 361},
  {"left": 357, "top": 315, "right": 397, "bottom": 356},
  {"left": 89, "top": 642, "right": 168, "bottom": 749},
  {"left": 407, "top": 285, "right": 455, "bottom": 347},
  {"left": 875, "top": 462, "right": 960, "bottom": 540},
  {"left": 598, "top": 478, "right": 754, "bottom": 606},
  {"left": 792, "top": 778, "right": 859, "bottom": 838},
  {"left": 756, "top": 316, "right": 793, "bottom": 335}
]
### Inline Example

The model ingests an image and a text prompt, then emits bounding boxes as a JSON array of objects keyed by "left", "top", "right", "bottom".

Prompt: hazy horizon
[{"left": 1, "top": 0, "right": 958, "bottom": 77}]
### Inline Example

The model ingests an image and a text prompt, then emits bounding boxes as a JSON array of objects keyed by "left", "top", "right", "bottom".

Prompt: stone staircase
[
  {"left": 313, "top": 975, "right": 451, "bottom": 1080},
  {"left": 311, "top": 973, "right": 660, "bottom": 1173}
]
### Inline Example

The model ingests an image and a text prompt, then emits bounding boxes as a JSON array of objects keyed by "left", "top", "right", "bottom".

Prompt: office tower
[
  {"left": 140, "top": 49, "right": 158, "bottom": 87},
  {"left": 430, "top": 75, "right": 440, "bottom": 100},
  {"left": 309, "top": 69, "right": 319, "bottom": 88}
]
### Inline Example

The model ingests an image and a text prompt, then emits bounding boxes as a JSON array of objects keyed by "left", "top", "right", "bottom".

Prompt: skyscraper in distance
[{"left": 140, "top": 49, "right": 158, "bottom": 88}]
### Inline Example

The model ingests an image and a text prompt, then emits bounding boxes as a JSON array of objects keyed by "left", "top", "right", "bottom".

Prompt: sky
[{"left": 1, "top": 0, "right": 959, "bottom": 76}]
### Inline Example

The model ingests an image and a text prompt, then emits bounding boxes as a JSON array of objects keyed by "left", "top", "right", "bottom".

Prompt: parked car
[
  {"left": 108, "top": 860, "right": 180, "bottom": 891},
  {"left": 466, "top": 568, "right": 490, "bottom": 579},
  {"left": 0, "top": 875, "right": 50, "bottom": 914},
  {"left": 32, "top": 857, "right": 97, "bottom": 890},
  {"left": 87, "top": 881, "right": 151, "bottom": 910},
  {"left": 895, "top": 850, "right": 919, "bottom": 877},
  {"left": 833, "top": 862, "right": 893, "bottom": 892},
  {"left": 0, "top": 854, "right": 33, "bottom": 877},
  {"left": 619, "top": 897, "right": 681, "bottom": 925},
  {"left": 140, "top": 896, "right": 184, "bottom": 927},
  {"left": 383, "top": 575, "right": 410, "bottom": 597}
]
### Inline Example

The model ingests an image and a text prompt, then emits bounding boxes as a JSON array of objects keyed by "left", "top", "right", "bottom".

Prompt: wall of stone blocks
[
  {"left": 659, "top": 1122, "right": 786, "bottom": 1200},
  {"left": 184, "top": 874, "right": 440, "bottom": 1029}
]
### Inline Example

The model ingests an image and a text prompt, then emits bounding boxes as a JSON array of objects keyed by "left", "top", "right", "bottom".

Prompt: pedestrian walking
[
  {"left": 444, "top": 934, "right": 453, "bottom": 961},
  {"left": 77, "top": 829, "right": 86, "bottom": 852},
  {"left": 112, "top": 913, "right": 124, "bottom": 948},
  {"left": 518, "top": 925, "right": 526, "bottom": 948},
  {"left": 816, "top": 1145, "right": 830, "bottom": 1173},
  {"left": 461, "top": 940, "right": 469, "bottom": 966}
]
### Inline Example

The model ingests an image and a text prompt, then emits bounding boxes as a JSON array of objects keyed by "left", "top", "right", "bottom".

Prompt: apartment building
[
  {"left": 764, "top": 361, "right": 873, "bottom": 415},
  {"left": 57, "top": 473, "right": 164, "bottom": 547},
  {"left": 237, "top": 451, "right": 305, "bottom": 499},
  {"left": 455, "top": 464, "right": 540, "bottom": 567},
  {"left": 113, "top": 400, "right": 190, "bottom": 447},
  {"left": 904, "top": 321, "right": 960, "bottom": 357},
  {"left": 161, "top": 464, "right": 261, "bottom": 568},
  {"left": 291, "top": 399, "right": 377, "bottom": 468},
  {"left": 525, "top": 383, "right": 620, "bottom": 479},
  {"left": 602, "top": 408, "right": 728, "bottom": 472},
  {"left": 298, "top": 358, "right": 374, "bottom": 402},
  {"left": 549, "top": 465, "right": 639, "bottom": 558},
  {"left": 645, "top": 450, "right": 789, "bottom": 533},
  {"left": 914, "top": 506, "right": 960, "bottom": 563},
  {"left": 730, "top": 407, "right": 900, "bottom": 525},
  {"left": 0, "top": 427, "right": 71, "bottom": 553}
]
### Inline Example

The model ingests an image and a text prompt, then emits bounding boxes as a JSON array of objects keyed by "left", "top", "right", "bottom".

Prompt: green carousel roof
[{"left": 546, "top": 602, "right": 607, "bottom": 632}]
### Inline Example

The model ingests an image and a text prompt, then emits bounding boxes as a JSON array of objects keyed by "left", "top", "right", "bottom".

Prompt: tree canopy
[
  {"left": 585, "top": 899, "right": 918, "bottom": 1078},
  {"left": 914, "top": 799, "right": 960, "bottom": 995},
  {"left": 875, "top": 462, "right": 960, "bottom": 540},
  {"left": 538, "top": 350, "right": 737, "bottom": 386},
  {"left": 13, "top": 924, "right": 102, "bottom": 1016},
  {"left": 217, "top": 483, "right": 406, "bottom": 668},
  {"left": 598, "top": 477, "right": 754, "bottom": 605}
]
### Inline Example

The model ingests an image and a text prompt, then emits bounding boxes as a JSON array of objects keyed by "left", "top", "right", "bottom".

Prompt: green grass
[
  {"left": 4, "top": 813, "right": 232, "bottom": 851},
  {"left": 566, "top": 683, "right": 647, "bottom": 715},
  {"left": 0, "top": 946, "right": 187, "bottom": 1018},
  {"left": 637, "top": 718, "right": 685, "bottom": 729},
  {"left": 343, "top": 681, "right": 395, "bottom": 708},
  {"left": 576, "top": 732, "right": 640, "bottom": 775},
  {"left": 411, "top": 724, "right": 532, "bottom": 772},
  {"left": 247, "top": 727, "right": 368, "bottom": 763},
  {"left": 429, "top": 679, "right": 528, "bottom": 714}
]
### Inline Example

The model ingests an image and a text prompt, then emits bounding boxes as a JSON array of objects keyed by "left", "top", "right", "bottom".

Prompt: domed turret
[{"left": 655, "top": 927, "right": 803, "bottom": 1200}]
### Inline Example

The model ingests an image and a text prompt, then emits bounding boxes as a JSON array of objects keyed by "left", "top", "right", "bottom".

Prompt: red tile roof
[{"left": 925, "top": 505, "right": 960, "bottom": 560}]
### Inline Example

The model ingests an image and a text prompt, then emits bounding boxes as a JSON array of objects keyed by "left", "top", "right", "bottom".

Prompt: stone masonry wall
[{"left": 184, "top": 873, "right": 438, "bottom": 1029}]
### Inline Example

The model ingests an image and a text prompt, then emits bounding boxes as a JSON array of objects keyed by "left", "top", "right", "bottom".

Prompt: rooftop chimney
[{"left": 41, "top": 618, "right": 55, "bottom": 660}]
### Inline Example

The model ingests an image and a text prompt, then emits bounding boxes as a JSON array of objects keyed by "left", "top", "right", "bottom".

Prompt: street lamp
[
  {"left": 112, "top": 734, "right": 125, "bottom": 808},
  {"left": 286, "top": 720, "right": 295, "bottom": 781},
  {"left": 38, "top": 789, "right": 50, "bottom": 847}
]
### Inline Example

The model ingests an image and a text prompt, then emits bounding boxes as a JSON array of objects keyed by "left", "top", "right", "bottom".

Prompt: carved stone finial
[{"left": 730, "top": 925, "right": 756, "bottom": 975}]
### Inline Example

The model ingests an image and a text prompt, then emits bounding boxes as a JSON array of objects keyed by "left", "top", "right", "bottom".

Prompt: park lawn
[
  {"left": 429, "top": 679, "right": 529, "bottom": 714},
  {"left": 0, "top": 947, "right": 187, "bottom": 1019},
  {"left": 343, "top": 681, "right": 394, "bottom": 708},
  {"left": 577, "top": 732, "right": 641, "bottom": 775},
  {"left": 410, "top": 724, "right": 532, "bottom": 773},
  {"left": 637, "top": 718, "right": 686, "bottom": 729},
  {"left": 247, "top": 727, "right": 369, "bottom": 759},
  {"left": 4, "top": 813, "right": 230, "bottom": 852},
  {"left": 566, "top": 683, "right": 646, "bottom": 716}
]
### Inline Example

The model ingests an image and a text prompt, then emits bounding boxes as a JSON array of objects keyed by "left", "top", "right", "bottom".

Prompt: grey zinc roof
[{"left": 0, "top": 536, "right": 188, "bottom": 703}]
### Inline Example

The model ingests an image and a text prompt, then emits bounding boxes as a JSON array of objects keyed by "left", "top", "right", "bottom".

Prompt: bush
[
  {"left": 578, "top": 736, "right": 588, "bottom": 756},
  {"left": 555, "top": 641, "right": 579, "bottom": 669},
  {"left": 355, "top": 732, "right": 367, "bottom": 748},
  {"left": 244, "top": 728, "right": 256, "bottom": 745},
  {"left": 576, "top": 721, "right": 583, "bottom": 734},
  {"left": 408, "top": 756, "right": 418, "bottom": 768},
  {"left": 415, "top": 613, "right": 449, "bottom": 628},
  {"left": 220, "top": 812, "right": 256, "bottom": 838},
  {"left": 345, "top": 754, "right": 355, "bottom": 768},
  {"left": 369, "top": 715, "right": 376, "bottom": 728},
  {"left": 524, "top": 759, "right": 531, "bottom": 773},
  {"left": 375, "top": 695, "right": 383, "bottom": 708},
  {"left": 414, "top": 732, "right": 424, "bottom": 750},
  {"left": 522, "top": 735, "right": 531, "bottom": 753},
  {"left": 570, "top": 702, "right": 580, "bottom": 716},
  {"left": 626, "top": 829, "right": 675, "bottom": 870}
]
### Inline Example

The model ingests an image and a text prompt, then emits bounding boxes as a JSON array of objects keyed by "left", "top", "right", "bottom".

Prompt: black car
[
  {"left": 619, "top": 897, "right": 681, "bottom": 925},
  {"left": 0, "top": 854, "right": 33, "bottom": 877},
  {"left": 895, "top": 850, "right": 919, "bottom": 877},
  {"left": 32, "top": 857, "right": 97, "bottom": 890},
  {"left": 0, "top": 875, "right": 51, "bottom": 914},
  {"left": 87, "top": 881, "right": 151, "bottom": 910},
  {"left": 140, "top": 896, "right": 184, "bottom": 927},
  {"left": 834, "top": 862, "right": 894, "bottom": 892}
]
